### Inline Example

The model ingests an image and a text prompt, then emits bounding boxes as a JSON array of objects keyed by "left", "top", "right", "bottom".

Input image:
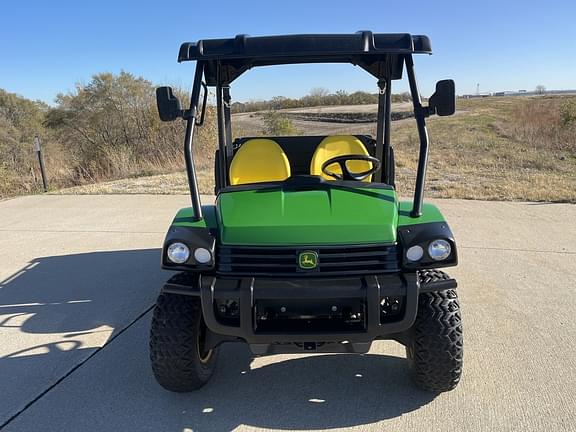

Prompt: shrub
[
  {"left": 560, "top": 100, "right": 576, "bottom": 127},
  {"left": 261, "top": 110, "right": 299, "bottom": 135},
  {"left": 0, "top": 73, "right": 218, "bottom": 198}
]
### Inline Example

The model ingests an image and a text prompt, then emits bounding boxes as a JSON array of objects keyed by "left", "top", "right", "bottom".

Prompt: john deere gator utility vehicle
[{"left": 150, "top": 32, "right": 463, "bottom": 393}]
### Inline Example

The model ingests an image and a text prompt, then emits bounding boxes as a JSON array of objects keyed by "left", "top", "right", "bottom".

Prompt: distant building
[
  {"left": 460, "top": 89, "right": 575, "bottom": 99},
  {"left": 461, "top": 93, "right": 492, "bottom": 99}
]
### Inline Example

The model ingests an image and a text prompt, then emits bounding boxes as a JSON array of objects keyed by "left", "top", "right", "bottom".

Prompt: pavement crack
[
  {"left": 460, "top": 245, "right": 576, "bottom": 255},
  {"left": 0, "top": 304, "right": 155, "bottom": 430},
  {"left": 0, "top": 229, "right": 164, "bottom": 234}
]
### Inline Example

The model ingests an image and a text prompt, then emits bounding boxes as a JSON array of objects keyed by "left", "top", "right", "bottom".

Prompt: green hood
[{"left": 216, "top": 186, "right": 398, "bottom": 246}]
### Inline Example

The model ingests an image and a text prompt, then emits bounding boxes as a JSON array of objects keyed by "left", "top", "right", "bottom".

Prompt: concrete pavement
[{"left": 0, "top": 195, "right": 575, "bottom": 431}]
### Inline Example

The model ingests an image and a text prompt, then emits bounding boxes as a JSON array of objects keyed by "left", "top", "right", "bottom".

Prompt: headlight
[
  {"left": 193, "top": 247, "right": 212, "bottom": 264},
  {"left": 406, "top": 245, "right": 424, "bottom": 262},
  {"left": 167, "top": 242, "right": 190, "bottom": 264},
  {"left": 428, "top": 239, "right": 451, "bottom": 261}
]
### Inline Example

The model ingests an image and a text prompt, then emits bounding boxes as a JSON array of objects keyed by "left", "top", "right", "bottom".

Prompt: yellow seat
[
  {"left": 229, "top": 138, "right": 291, "bottom": 185},
  {"left": 310, "top": 135, "right": 373, "bottom": 182}
]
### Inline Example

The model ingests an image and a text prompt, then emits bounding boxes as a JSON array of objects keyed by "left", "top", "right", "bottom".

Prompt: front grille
[{"left": 217, "top": 244, "right": 399, "bottom": 277}]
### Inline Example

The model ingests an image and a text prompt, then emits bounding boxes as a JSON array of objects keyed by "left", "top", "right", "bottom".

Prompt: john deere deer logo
[{"left": 298, "top": 251, "right": 318, "bottom": 270}]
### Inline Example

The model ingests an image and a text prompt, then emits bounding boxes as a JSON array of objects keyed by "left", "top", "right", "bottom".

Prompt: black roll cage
[{"left": 180, "top": 33, "right": 433, "bottom": 221}]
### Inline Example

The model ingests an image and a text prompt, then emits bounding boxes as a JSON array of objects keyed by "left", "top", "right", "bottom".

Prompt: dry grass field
[
  {"left": 57, "top": 95, "right": 576, "bottom": 202},
  {"left": 395, "top": 96, "right": 576, "bottom": 202}
]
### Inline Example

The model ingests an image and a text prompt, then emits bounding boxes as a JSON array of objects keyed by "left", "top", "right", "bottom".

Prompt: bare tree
[
  {"left": 309, "top": 87, "right": 330, "bottom": 98},
  {"left": 535, "top": 85, "right": 546, "bottom": 95}
]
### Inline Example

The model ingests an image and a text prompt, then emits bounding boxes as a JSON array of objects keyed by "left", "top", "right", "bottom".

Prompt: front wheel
[
  {"left": 149, "top": 293, "right": 218, "bottom": 392},
  {"left": 407, "top": 271, "right": 463, "bottom": 392}
]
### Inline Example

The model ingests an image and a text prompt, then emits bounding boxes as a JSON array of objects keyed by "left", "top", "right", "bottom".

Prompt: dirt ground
[{"left": 233, "top": 102, "right": 412, "bottom": 136}]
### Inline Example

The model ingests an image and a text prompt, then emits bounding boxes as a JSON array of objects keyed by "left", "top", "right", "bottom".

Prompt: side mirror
[
  {"left": 156, "top": 86, "right": 183, "bottom": 121},
  {"left": 428, "top": 80, "right": 455, "bottom": 116}
]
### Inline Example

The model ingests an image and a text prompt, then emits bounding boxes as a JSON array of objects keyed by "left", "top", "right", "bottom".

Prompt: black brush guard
[{"left": 163, "top": 272, "right": 454, "bottom": 354}]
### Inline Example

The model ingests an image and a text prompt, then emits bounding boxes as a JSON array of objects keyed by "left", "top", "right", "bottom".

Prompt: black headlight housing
[
  {"left": 398, "top": 222, "right": 458, "bottom": 270},
  {"left": 162, "top": 226, "right": 216, "bottom": 271}
]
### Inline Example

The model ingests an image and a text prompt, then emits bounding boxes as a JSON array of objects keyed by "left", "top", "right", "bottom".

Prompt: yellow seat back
[
  {"left": 310, "top": 135, "right": 373, "bottom": 182},
  {"left": 229, "top": 138, "right": 291, "bottom": 185}
]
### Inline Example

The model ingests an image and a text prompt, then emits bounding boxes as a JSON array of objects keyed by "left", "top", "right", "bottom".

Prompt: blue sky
[{"left": 1, "top": 0, "right": 574, "bottom": 104}]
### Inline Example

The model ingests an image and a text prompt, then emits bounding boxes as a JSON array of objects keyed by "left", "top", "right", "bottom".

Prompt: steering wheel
[{"left": 321, "top": 154, "right": 381, "bottom": 181}]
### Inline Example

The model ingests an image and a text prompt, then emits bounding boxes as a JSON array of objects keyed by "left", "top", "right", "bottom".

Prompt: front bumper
[{"left": 163, "top": 272, "right": 456, "bottom": 354}]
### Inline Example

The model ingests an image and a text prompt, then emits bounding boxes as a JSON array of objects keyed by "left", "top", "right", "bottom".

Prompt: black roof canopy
[{"left": 178, "top": 32, "right": 432, "bottom": 85}]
